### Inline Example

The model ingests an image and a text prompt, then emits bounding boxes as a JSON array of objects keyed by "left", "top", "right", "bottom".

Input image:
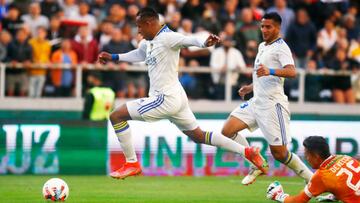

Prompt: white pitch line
[{"left": 229, "top": 179, "right": 305, "bottom": 186}]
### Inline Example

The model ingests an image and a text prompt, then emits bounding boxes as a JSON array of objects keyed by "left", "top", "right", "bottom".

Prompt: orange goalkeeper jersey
[{"left": 304, "top": 155, "right": 360, "bottom": 203}]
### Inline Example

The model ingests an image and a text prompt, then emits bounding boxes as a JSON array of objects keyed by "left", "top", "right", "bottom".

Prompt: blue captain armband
[
  {"left": 269, "top": 69, "right": 276, "bottom": 76},
  {"left": 111, "top": 54, "right": 119, "bottom": 61}
]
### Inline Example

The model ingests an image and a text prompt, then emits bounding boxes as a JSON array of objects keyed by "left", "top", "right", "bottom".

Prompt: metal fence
[{"left": 0, "top": 63, "right": 358, "bottom": 104}]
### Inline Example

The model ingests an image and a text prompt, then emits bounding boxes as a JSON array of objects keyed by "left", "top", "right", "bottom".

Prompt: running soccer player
[
  {"left": 221, "top": 12, "right": 313, "bottom": 185},
  {"left": 267, "top": 136, "right": 360, "bottom": 203},
  {"left": 98, "top": 7, "right": 268, "bottom": 179}
]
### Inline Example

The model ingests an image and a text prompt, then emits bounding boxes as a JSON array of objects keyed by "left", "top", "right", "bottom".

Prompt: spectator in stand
[
  {"left": 102, "top": 28, "right": 134, "bottom": 98},
  {"left": 60, "top": 0, "right": 79, "bottom": 19},
  {"left": 40, "top": 0, "right": 61, "bottom": 19},
  {"left": 220, "top": 20, "right": 236, "bottom": 40},
  {"left": 198, "top": 5, "right": 221, "bottom": 35},
  {"left": 77, "top": 2, "right": 97, "bottom": 32},
  {"left": 248, "top": 0, "right": 264, "bottom": 21},
  {"left": 90, "top": 0, "right": 108, "bottom": 24},
  {"left": 1, "top": 5, "right": 23, "bottom": 36},
  {"left": 238, "top": 40, "right": 256, "bottom": 99},
  {"left": 349, "top": 37, "right": 360, "bottom": 64},
  {"left": 163, "top": 0, "right": 178, "bottom": 24},
  {"left": 243, "top": 40, "right": 258, "bottom": 68},
  {"left": 98, "top": 20, "right": 114, "bottom": 50},
  {"left": 51, "top": 39, "right": 77, "bottom": 97},
  {"left": 304, "top": 60, "right": 323, "bottom": 102},
  {"left": 48, "top": 16, "right": 62, "bottom": 52},
  {"left": 71, "top": 26, "right": 99, "bottom": 64},
  {"left": 178, "top": 18, "right": 193, "bottom": 35},
  {"left": 106, "top": 4, "right": 131, "bottom": 40},
  {"left": 180, "top": 0, "right": 203, "bottom": 26},
  {"left": 342, "top": 14, "right": 359, "bottom": 41},
  {"left": 326, "top": 49, "right": 356, "bottom": 104},
  {"left": 0, "top": 30, "right": 11, "bottom": 62},
  {"left": 267, "top": 0, "right": 295, "bottom": 37},
  {"left": 167, "top": 11, "right": 182, "bottom": 31},
  {"left": 28, "top": 26, "right": 51, "bottom": 98},
  {"left": 317, "top": 19, "right": 337, "bottom": 54},
  {"left": 21, "top": 2, "right": 49, "bottom": 37},
  {"left": 235, "top": 8, "right": 262, "bottom": 52},
  {"left": 115, "top": 29, "right": 147, "bottom": 98},
  {"left": 286, "top": 8, "right": 317, "bottom": 69},
  {"left": 126, "top": 4, "right": 139, "bottom": 39},
  {"left": 210, "top": 36, "right": 246, "bottom": 100},
  {"left": 219, "top": 0, "right": 240, "bottom": 25},
  {"left": 6, "top": 28, "right": 32, "bottom": 97},
  {"left": 179, "top": 59, "right": 198, "bottom": 99},
  {"left": 0, "top": 0, "right": 9, "bottom": 20}
]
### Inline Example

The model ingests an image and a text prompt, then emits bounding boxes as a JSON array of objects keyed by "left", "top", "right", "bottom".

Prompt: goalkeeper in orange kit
[{"left": 267, "top": 136, "right": 360, "bottom": 203}]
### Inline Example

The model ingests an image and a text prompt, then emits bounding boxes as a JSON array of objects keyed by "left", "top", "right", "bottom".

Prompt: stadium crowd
[{"left": 0, "top": 0, "right": 359, "bottom": 103}]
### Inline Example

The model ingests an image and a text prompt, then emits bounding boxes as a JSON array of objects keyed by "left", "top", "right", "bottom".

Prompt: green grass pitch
[{"left": 0, "top": 175, "right": 321, "bottom": 202}]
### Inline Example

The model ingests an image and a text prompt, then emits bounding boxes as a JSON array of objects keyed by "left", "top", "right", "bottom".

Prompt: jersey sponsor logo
[
  {"left": 145, "top": 56, "right": 157, "bottom": 66},
  {"left": 240, "top": 102, "right": 249, "bottom": 109}
]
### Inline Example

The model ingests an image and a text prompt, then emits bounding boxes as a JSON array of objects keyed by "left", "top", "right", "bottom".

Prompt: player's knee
[
  {"left": 271, "top": 150, "right": 288, "bottom": 162},
  {"left": 221, "top": 128, "right": 232, "bottom": 138},
  {"left": 109, "top": 110, "right": 125, "bottom": 123},
  {"left": 109, "top": 111, "right": 118, "bottom": 123}
]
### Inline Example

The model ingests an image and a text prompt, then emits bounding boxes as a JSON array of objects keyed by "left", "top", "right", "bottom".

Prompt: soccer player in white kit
[
  {"left": 221, "top": 13, "right": 314, "bottom": 185},
  {"left": 98, "top": 7, "right": 268, "bottom": 179}
]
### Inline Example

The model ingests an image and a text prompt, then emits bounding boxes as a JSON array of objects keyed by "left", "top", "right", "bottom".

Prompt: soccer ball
[{"left": 42, "top": 178, "right": 69, "bottom": 201}]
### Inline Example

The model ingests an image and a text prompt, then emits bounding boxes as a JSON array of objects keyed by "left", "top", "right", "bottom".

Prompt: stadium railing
[{"left": 0, "top": 63, "right": 359, "bottom": 114}]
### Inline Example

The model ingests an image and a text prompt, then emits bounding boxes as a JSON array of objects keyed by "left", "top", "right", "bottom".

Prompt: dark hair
[
  {"left": 303, "top": 136, "right": 331, "bottom": 159},
  {"left": 262, "top": 12, "right": 282, "bottom": 25},
  {"left": 136, "top": 7, "right": 159, "bottom": 21}
]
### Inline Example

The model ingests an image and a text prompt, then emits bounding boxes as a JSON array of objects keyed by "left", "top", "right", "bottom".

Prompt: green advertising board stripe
[
  {"left": 0, "top": 122, "right": 107, "bottom": 175},
  {"left": 1, "top": 110, "right": 360, "bottom": 121}
]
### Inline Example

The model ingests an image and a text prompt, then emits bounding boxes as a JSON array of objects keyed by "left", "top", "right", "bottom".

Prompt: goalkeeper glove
[{"left": 266, "top": 181, "right": 289, "bottom": 202}]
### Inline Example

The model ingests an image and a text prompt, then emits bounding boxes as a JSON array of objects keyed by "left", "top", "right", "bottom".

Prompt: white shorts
[
  {"left": 125, "top": 89, "right": 198, "bottom": 131},
  {"left": 230, "top": 99, "right": 291, "bottom": 146}
]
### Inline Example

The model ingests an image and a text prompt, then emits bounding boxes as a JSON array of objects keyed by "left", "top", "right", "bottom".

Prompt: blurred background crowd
[{"left": 0, "top": 0, "right": 359, "bottom": 104}]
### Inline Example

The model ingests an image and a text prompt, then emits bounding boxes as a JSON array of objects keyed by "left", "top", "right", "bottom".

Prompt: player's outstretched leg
[
  {"left": 109, "top": 104, "right": 141, "bottom": 179},
  {"left": 183, "top": 128, "right": 268, "bottom": 174},
  {"left": 231, "top": 133, "right": 265, "bottom": 185},
  {"left": 222, "top": 115, "right": 267, "bottom": 185},
  {"left": 270, "top": 146, "right": 313, "bottom": 182}
]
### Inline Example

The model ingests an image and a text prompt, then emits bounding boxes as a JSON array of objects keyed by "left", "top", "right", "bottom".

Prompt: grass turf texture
[{"left": 0, "top": 176, "right": 320, "bottom": 203}]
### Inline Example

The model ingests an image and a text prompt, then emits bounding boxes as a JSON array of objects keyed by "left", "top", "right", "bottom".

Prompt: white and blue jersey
[
  {"left": 117, "top": 25, "right": 207, "bottom": 131},
  {"left": 253, "top": 38, "right": 294, "bottom": 109},
  {"left": 121, "top": 25, "right": 206, "bottom": 96},
  {"left": 230, "top": 38, "right": 294, "bottom": 146}
]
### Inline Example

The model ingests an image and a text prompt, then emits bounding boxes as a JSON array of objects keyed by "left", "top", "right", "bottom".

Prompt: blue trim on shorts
[
  {"left": 276, "top": 103, "right": 287, "bottom": 145},
  {"left": 138, "top": 94, "right": 165, "bottom": 115}
]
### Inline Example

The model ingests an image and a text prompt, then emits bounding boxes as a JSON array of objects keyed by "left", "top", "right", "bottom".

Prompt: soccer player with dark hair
[
  {"left": 98, "top": 7, "right": 268, "bottom": 179},
  {"left": 267, "top": 136, "right": 360, "bottom": 202},
  {"left": 221, "top": 12, "right": 312, "bottom": 185}
]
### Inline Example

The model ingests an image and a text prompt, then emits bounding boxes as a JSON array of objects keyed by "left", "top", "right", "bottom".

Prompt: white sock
[
  {"left": 285, "top": 153, "right": 313, "bottom": 182},
  {"left": 205, "top": 131, "right": 245, "bottom": 156},
  {"left": 231, "top": 133, "right": 250, "bottom": 147},
  {"left": 231, "top": 133, "right": 256, "bottom": 169},
  {"left": 113, "top": 121, "right": 137, "bottom": 163}
]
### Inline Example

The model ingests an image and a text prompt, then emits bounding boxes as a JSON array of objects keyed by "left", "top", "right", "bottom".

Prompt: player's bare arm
[
  {"left": 238, "top": 84, "right": 253, "bottom": 99},
  {"left": 256, "top": 64, "right": 296, "bottom": 78}
]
